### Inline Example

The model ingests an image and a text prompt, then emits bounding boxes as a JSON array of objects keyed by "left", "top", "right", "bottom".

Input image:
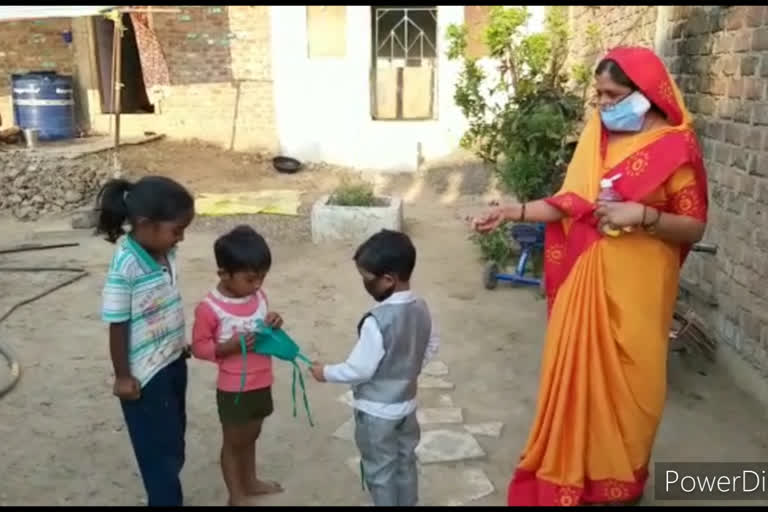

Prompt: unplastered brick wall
[
  {"left": 567, "top": 6, "right": 658, "bottom": 99},
  {"left": 568, "top": 6, "right": 768, "bottom": 375},
  {"left": 88, "top": 5, "right": 277, "bottom": 152},
  {"left": 0, "top": 18, "right": 74, "bottom": 129}
]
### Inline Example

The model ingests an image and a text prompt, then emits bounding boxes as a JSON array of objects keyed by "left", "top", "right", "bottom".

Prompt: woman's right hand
[{"left": 473, "top": 205, "right": 517, "bottom": 233}]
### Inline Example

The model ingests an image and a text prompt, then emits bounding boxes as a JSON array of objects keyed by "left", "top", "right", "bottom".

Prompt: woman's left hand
[{"left": 594, "top": 201, "right": 644, "bottom": 230}]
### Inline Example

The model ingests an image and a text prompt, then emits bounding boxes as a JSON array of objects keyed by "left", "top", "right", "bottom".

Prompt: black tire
[{"left": 483, "top": 262, "right": 499, "bottom": 290}]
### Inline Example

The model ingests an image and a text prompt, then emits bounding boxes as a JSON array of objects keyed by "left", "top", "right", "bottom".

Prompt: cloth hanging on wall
[{"left": 129, "top": 7, "right": 171, "bottom": 106}]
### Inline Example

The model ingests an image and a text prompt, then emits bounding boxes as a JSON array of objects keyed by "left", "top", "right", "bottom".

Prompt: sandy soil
[{"left": 0, "top": 143, "right": 767, "bottom": 506}]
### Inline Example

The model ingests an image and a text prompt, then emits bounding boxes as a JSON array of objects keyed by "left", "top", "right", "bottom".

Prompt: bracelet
[
  {"left": 519, "top": 202, "right": 527, "bottom": 222},
  {"left": 646, "top": 208, "right": 662, "bottom": 234}
]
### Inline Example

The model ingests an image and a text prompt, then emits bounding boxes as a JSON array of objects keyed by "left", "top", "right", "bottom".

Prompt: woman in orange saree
[{"left": 473, "top": 47, "right": 709, "bottom": 506}]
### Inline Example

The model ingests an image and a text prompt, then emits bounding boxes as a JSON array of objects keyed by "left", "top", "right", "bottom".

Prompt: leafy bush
[
  {"left": 448, "top": 7, "right": 591, "bottom": 269},
  {"left": 328, "top": 178, "right": 380, "bottom": 207},
  {"left": 446, "top": 6, "right": 589, "bottom": 202},
  {"left": 469, "top": 223, "right": 513, "bottom": 267}
]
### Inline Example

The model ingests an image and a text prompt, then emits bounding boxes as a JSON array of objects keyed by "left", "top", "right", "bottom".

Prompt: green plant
[
  {"left": 470, "top": 223, "right": 513, "bottom": 267},
  {"left": 328, "top": 179, "right": 379, "bottom": 207},
  {"left": 448, "top": 7, "right": 589, "bottom": 268},
  {"left": 446, "top": 6, "right": 588, "bottom": 202}
]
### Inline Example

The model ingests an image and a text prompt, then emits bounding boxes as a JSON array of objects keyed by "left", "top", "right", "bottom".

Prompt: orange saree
[{"left": 507, "top": 47, "right": 709, "bottom": 506}]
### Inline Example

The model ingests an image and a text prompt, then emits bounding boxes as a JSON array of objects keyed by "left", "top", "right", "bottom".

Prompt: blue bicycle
[{"left": 483, "top": 222, "right": 546, "bottom": 291}]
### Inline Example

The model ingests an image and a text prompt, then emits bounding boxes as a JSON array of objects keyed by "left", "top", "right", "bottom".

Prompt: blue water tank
[{"left": 11, "top": 71, "right": 76, "bottom": 141}]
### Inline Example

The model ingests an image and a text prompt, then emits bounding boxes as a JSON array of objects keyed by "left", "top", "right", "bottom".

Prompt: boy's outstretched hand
[
  {"left": 310, "top": 362, "right": 326, "bottom": 382},
  {"left": 265, "top": 311, "right": 284, "bottom": 329}
]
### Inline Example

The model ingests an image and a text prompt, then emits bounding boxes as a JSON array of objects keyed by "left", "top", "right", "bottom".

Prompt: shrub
[
  {"left": 328, "top": 178, "right": 380, "bottom": 207},
  {"left": 446, "top": 6, "right": 588, "bottom": 202},
  {"left": 447, "top": 7, "right": 590, "bottom": 269}
]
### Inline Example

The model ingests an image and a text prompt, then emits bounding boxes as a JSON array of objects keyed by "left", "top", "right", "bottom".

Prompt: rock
[
  {"left": 438, "top": 394, "right": 454, "bottom": 407},
  {"left": 337, "top": 390, "right": 355, "bottom": 408},
  {"left": 437, "top": 468, "right": 495, "bottom": 505},
  {"left": 345, "top": 455, "right": 495, "bottom": 506},
  {"left": 463, "top": 422, "right": 504, "bottom": 438},
  {"left": 418, "top": 376, "right": 455, "bottom": 390},
  {"left": 64, "top": 190, "right": 83, "bottom": 203},
  {"left": 1, "top": 152, "right": 109, "bottom": 221},
  {"left": 417, "top": 407, "right": 463, "bottom": 425},
  {"left": 416, "top": 430, "right": 486, "bottom": 464},
  {"left": 345, "top": 456, "right": 362, "bottom": 476},
  {"left": 15, "top": 206, "right": 37, "bottom": 221},
  {"left": 331, "top": 417, "right": 355, "bottom": 442},
  {"left": 423, "top": 360, "right": 449, "bottom": 377}
]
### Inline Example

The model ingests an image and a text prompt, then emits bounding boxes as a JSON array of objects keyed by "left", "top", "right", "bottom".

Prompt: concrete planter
[{"left": 310, "top": 195, "right": 404, "bottom": 244}]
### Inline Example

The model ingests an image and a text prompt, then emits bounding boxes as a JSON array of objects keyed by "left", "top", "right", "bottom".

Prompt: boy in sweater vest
[{"left": 310, "top": 229, "right": 439, "bottom": 506}]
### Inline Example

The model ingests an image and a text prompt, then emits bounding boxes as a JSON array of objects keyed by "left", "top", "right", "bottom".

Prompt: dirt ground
[{"left": 1, "top": 142, "right": 767, "bottom": 506}]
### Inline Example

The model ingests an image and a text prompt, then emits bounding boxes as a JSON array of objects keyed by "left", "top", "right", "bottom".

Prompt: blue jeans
[{"left": 120, "top": 357, "right": 187, "bottom": 506}]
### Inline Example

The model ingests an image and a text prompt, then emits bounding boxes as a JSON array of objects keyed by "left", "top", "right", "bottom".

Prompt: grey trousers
[{"left": 354, "top": 409, "right": 421, "bottom": 506}]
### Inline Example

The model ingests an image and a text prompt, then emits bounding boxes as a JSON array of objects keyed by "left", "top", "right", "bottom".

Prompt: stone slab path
[{"left": 331, "top": 360, "right": 501, "bottom": 505}]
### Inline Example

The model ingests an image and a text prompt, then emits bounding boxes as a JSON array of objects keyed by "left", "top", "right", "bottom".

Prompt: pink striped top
[{"left": 191, "top": 287, "right": 273, "bottom": 392}]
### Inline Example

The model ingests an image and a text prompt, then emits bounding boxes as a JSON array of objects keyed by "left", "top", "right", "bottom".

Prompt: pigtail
[{"left": 96, "top": 178, "right": 134, "bottom": 243}]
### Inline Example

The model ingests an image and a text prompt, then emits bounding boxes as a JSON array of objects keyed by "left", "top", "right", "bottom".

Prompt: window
[
  {"left": 307, "top": 6, "right": 347, "bottom": 58},
  {"left": 371, "top": 6, "right": 437, "bottom": 120}
]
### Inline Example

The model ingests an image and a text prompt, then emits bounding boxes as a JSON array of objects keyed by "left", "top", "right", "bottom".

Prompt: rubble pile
[{"left": 0, "top": 150, "right": 109, "bottom": 221}]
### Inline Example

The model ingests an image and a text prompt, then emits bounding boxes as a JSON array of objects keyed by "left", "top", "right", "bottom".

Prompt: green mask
[{"left": 234, "top": 319, "right": 314, "bottom": 426}]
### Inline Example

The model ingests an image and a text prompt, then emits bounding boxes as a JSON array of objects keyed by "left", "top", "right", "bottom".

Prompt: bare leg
[
  {"left": 243, "top": 419, "right": 283, "bottom": 496},
  {"left": 221, "top": 424, "right": 254, "bottom": 506}
]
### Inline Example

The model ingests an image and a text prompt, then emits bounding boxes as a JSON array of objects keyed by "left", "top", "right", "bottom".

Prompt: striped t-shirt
[{"left": 101, "top": 235, "right": 186, "bottom": 388}]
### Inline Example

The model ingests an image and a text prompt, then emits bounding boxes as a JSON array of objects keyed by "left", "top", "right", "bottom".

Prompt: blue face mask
[{"left": 600, "top": 91, "right": 651, "bottom": 132}]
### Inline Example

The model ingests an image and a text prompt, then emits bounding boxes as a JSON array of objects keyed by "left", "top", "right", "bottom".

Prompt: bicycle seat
[{"left": 510, "top": 223, "right": 545, "bottom": 245}]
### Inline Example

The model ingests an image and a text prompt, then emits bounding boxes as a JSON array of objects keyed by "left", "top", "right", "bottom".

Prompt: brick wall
[
  {"left": 0, "top": 18, "right": 74, "bottom": 129},
  {"left": 136, "top": 5, "right": 277, "bottom": 152},
  {"left": 568, "top": 6, "right": 658, "bottom": 99},
  {"left": 568, "top": 6, "right": 768, "bottom": 376},
  {"left": 0, "top": 7, "right": 277, "bottom": 151},
  {"left": 64, "top": 5, "right": 276, "bottom": 152}
]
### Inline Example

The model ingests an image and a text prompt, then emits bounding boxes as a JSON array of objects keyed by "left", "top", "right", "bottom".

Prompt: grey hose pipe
[{"left": 0, "top": 242, "right": 89, "bottom": 399}]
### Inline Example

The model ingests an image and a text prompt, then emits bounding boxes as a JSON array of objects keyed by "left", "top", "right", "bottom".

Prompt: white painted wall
[
  {"left": 269, "top": 5, "right": 546, "bottom": 173},
  {"left": 270, "top": 5, "right": 465, "bottom": 172}
]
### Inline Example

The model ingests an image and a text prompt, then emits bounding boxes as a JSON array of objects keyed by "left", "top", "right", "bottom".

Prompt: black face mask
[{"left": 364, "top": 277, "right": 395, "bottom": 303}]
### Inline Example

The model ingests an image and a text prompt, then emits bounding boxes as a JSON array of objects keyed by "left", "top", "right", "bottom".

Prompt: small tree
[{"left": 447, "top": 7, "right": 589, "bottom": 203}]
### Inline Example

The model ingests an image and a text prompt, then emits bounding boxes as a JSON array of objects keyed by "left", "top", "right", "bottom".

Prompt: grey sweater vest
[{"left": 352, "top": 298, "right": 432, "bottom": 404}]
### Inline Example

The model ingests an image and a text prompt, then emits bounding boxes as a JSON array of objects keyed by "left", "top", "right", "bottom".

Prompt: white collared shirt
[{"left": 323, "top": 290, "right": 440, "bottom": 420}]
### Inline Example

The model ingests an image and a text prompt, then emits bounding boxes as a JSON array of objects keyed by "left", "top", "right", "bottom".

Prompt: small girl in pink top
[{"left": 192, "top": 225, "right": 284, "bottom": 506}]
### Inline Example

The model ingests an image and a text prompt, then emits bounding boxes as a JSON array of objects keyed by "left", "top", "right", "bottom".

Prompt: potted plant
[{"left": 310, "top": 177, "right": 404, "bottom": 244}]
